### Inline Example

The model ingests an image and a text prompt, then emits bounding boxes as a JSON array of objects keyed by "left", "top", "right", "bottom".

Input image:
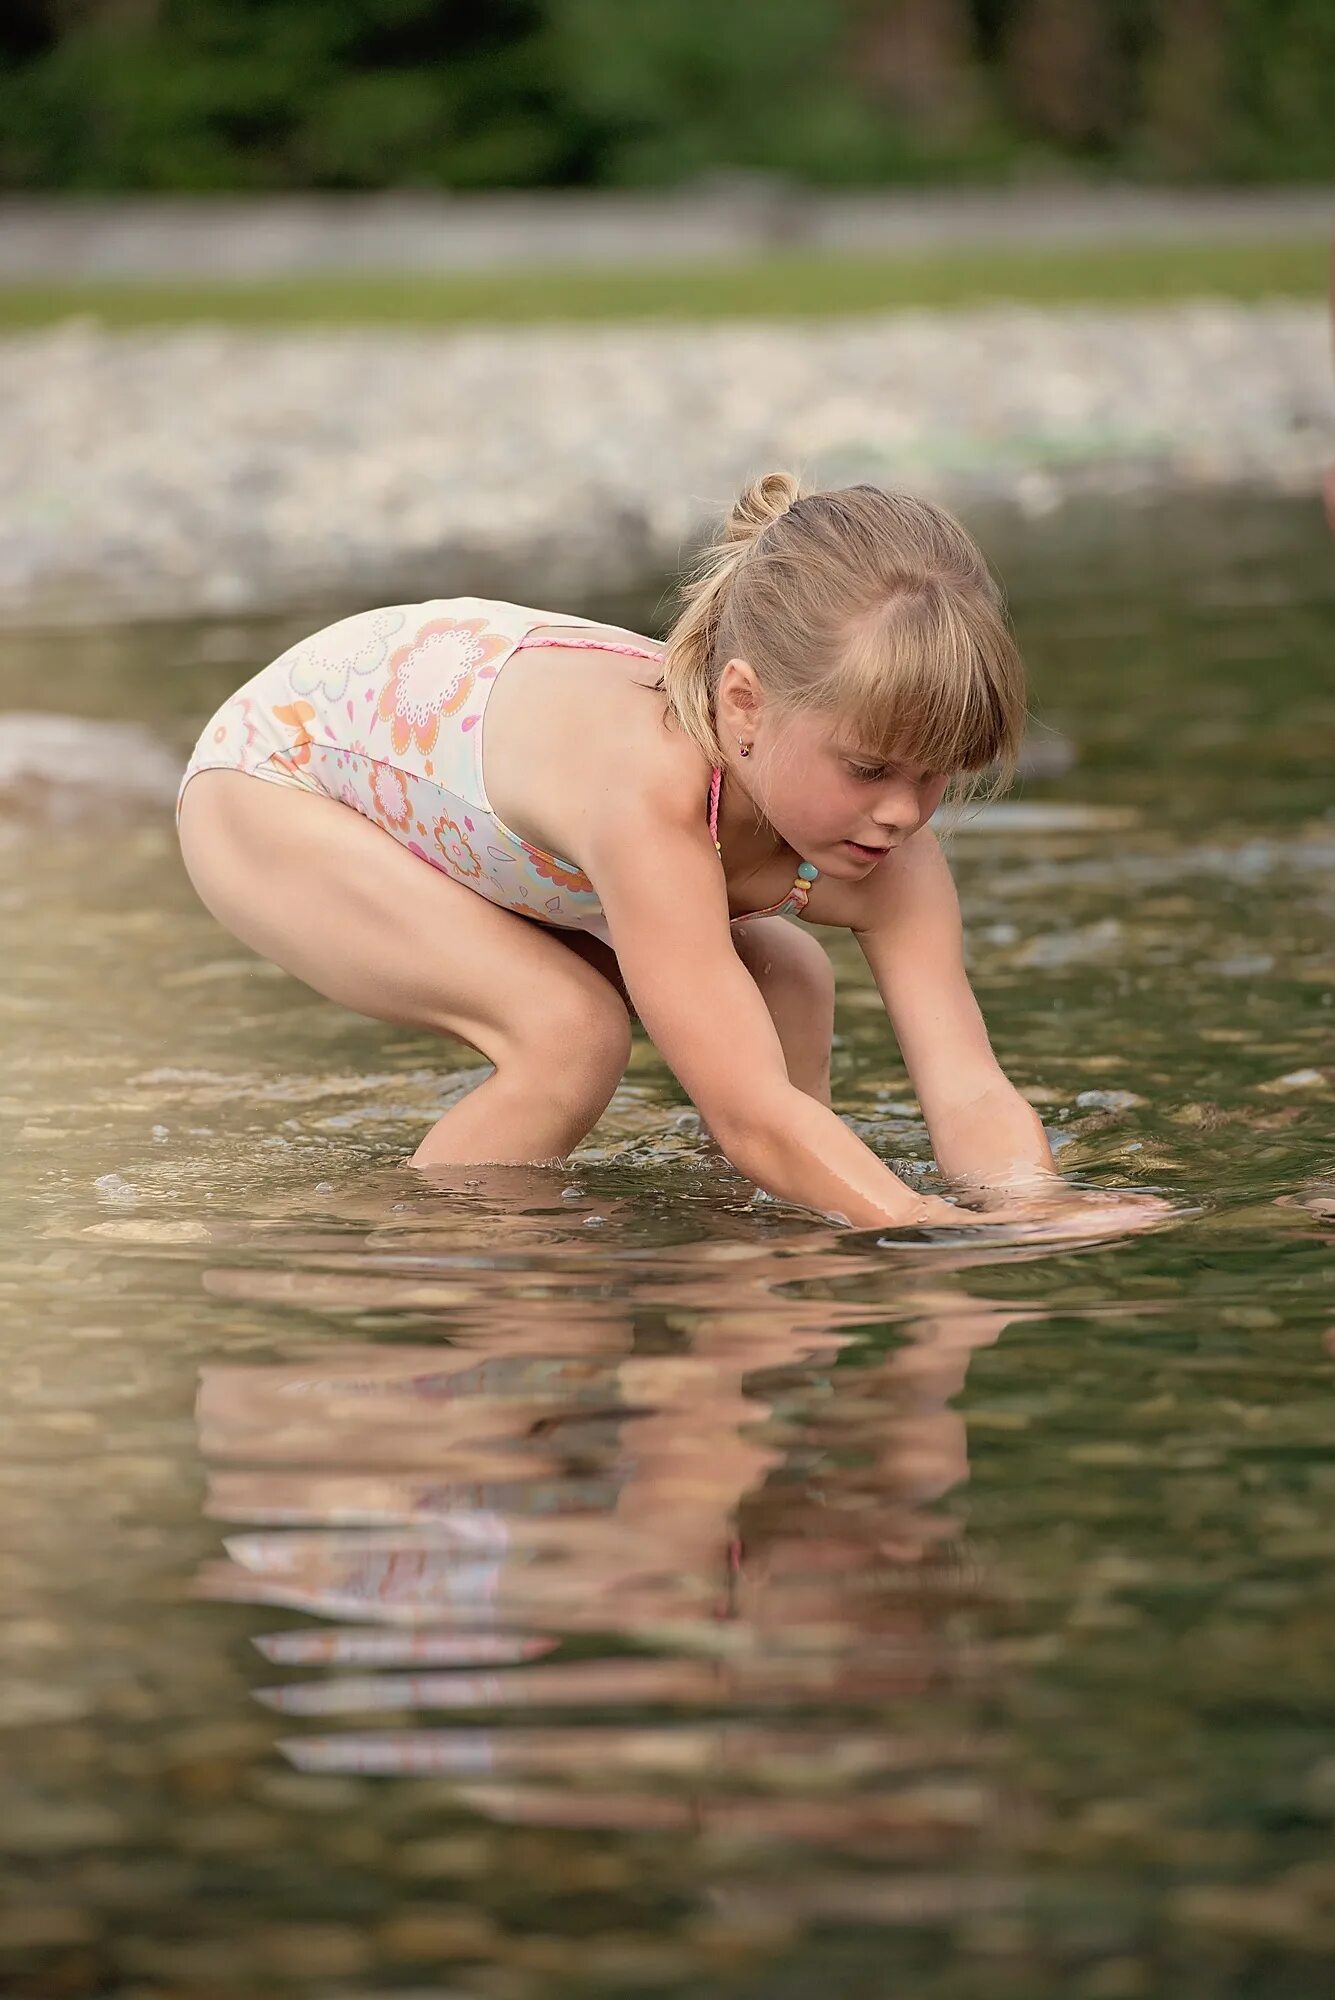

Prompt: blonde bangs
[
  {"left": 661, "top": 478, "right": 1030, "bottom": 804},
  {"left": 821, "top": 587, "right": 1027, "bottom": 791}
]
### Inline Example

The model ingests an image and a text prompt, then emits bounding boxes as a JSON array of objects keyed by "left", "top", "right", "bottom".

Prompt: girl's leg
[
  {"left": 731, "top": 916, "right": 835, "bottom": 1106},
  {"left": 177, "top": 770, "right": 631, "bottom": 1168},
  {"left": 558, "top": 915, "right": 835, "bottom": 1107}
]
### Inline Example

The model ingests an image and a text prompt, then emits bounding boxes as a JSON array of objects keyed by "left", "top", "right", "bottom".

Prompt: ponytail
[{"left": 659, "top": 471, "right": 808, "bottom": 763}]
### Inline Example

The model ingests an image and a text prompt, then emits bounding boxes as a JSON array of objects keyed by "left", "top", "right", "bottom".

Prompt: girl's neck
[{"left": 713, "top": 757, "right": 790, "bottom": 882}]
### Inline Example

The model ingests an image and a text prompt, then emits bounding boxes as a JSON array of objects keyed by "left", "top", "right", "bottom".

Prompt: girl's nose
[
  {"left": 874, "top": 779, "right": 923, "bottom": 830},
  {"left": 876, "top": 775, "right": 948, "bottom": 833}
]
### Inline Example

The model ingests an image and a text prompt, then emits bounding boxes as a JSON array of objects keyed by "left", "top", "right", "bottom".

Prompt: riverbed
[{"left": 1, "top": 490, "right": 1332, "bottom": 1996}]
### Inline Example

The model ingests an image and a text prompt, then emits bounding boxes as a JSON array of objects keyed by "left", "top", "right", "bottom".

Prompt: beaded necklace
[{"left": 708, "top": 764, "right": 820, "bottom": 919}]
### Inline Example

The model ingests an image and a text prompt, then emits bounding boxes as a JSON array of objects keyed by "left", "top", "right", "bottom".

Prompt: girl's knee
[
  {"left": 503, "top": 975, "right": 631, "bottom": 1102},
  {"left": 743, "top": 922, "right": 835, "bottom": 1015},
  {"left": 788, "top": 928, "right": 836, "bottom": 1015}
]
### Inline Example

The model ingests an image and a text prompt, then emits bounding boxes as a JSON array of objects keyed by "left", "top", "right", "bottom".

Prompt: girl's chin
[{"left": 787, "top": 837, "right": 891, "bottom": 875}]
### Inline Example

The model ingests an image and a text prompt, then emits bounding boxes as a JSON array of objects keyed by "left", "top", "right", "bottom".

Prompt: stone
[
  {"left": 255, "top": 1923, "right": 375, "bottom": 1979},
  {"left": 376, "top": 1907, "right": 498, "bottom": 1960}
]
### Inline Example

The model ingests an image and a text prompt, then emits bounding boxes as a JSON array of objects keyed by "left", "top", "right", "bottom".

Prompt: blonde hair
[{"left": 660, "top": 472, "right": 1026, "bottom": 795}]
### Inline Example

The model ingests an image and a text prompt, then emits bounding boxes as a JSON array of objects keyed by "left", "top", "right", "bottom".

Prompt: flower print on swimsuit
[
  {"left": 433, "top": 811, "right": 483, "bottom": 881},
  {"left": 281, "top": 608, "right": 408, "bottom": 707},
  {"left": 369, "top": 760, "right": 413, "bottom": 831},
  {"left": 377, "top": 615, "right": 510, "bottom": 762},
  {"left": 334, "top": 752, "right": 374, "bottom": 811},
  {"left": 527, "top": 847, "right": 595, "bottom": 895}
]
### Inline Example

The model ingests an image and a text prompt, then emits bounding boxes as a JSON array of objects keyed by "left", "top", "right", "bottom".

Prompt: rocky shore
[{"left": 1, "top": 298, "right": 1329, "bottom": 627}]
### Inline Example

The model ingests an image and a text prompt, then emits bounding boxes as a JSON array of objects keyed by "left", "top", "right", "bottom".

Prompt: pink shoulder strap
[{"left": 512, "top": 635, "right": 664, "bottom": 663}]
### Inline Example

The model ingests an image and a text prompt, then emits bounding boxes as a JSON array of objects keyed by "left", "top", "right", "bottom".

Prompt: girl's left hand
[{"left": 964, "top": 1186, "right": 1178, "bottom": 1243}]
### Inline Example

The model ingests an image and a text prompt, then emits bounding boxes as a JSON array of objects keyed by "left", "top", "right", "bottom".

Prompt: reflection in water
[
  {"left": 194, "top": 1213, "right": 1027, "bottom": 1875},
  {"left": 3, "top": 496, "right": 1334, "bottom": 1993}
]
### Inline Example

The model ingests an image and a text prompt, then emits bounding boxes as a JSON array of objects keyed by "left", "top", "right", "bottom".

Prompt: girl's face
[
  {"left": 761, "top": 708, "right": 951, "bottom": 873},
  {"left": 718, "top": 661, "right": 951, "bottom": 874}
]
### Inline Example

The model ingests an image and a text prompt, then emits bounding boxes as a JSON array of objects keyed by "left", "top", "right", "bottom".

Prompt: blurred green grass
[{"left": 0, "top": 239, "right": 1327, "bottom": 329}]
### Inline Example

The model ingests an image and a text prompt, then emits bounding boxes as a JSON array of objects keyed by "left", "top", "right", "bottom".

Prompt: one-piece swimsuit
[{"left": 177, "top": 595, "right": 817, "bottom": 945}]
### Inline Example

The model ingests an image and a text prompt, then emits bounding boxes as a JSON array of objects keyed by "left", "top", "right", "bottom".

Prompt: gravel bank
[{"left": 2, "top": 300, "right": 1330, "bottom": 626}]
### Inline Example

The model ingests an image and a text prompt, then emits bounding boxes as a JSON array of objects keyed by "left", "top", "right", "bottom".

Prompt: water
[{"left": 1, "top": 492, "right": 1332, "bottom": 1997}]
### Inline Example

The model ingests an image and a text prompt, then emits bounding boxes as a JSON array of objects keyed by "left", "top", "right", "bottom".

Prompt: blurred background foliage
[{"left": 0, "top": 0, "right": 1332, "bottom": 193}]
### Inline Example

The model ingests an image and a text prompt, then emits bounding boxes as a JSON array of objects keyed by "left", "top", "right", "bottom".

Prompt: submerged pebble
[
  {"left": 1013, "top": 918, "right": 1124, "bottom": 969},
  {"left": 91, "top": 1172, "right": 138, "bottom": 1204},
  {"left": 0, "top": 1905, "right": 98, "bottom": 1949}
]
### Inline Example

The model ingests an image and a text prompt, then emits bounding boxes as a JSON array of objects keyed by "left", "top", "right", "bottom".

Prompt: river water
[{"left": 1, "top": 492, "right": 1332, "bottom": 1996}]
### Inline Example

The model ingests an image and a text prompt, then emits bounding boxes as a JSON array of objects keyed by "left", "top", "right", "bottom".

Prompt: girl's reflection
[{"left": 194, "top": 1200, "right": 1034, "bottom": 1842}]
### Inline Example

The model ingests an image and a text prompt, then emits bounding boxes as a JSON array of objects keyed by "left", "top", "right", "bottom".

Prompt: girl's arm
[
  {"left": 583, "top": 780, "right": 960, "bottom": 1229},
  {"left": 851, "top": 830, "right": 1059, "bottom": 1193}
]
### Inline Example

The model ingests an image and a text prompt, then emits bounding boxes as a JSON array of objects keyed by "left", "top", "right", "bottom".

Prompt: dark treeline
[{"left": 1, "top": 1, "right": 1331, "bottom": 193}]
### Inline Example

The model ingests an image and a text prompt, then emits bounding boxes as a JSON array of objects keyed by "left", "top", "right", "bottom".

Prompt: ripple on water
[{"left": 2, "top": 494, "right": 1334, "bottom": 1991}]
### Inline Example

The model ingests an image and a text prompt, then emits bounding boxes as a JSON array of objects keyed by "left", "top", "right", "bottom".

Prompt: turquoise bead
[{"left": 796, "top": 861, "right": 819, "bottom": 882}]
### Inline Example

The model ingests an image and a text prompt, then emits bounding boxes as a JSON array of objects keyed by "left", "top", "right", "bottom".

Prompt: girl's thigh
[{"left": 176, "top": 769, "right": 628, "bottom": 1062}]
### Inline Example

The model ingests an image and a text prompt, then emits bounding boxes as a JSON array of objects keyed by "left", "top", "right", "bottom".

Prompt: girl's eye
[{"left": 848, "top": 762, "right": 887, "bottom": 783}]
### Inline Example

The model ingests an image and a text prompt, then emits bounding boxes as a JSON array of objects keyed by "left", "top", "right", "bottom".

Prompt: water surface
[{"left": 1, "top": 492, "right": 1332, "bottom": 1997}]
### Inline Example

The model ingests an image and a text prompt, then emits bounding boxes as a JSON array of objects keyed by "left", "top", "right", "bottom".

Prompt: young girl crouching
[{"left": 176, "top": 473, "right": 1166, "bottom": 1237}]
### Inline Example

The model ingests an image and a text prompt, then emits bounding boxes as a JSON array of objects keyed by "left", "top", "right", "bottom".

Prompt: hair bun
[{"left": 724, "top": 470, "right": 807, "bottom": 547}]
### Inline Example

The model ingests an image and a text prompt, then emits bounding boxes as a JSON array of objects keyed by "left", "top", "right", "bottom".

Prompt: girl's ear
[{"left": 717, "top": 657, "right": 764, "bottom": 728}]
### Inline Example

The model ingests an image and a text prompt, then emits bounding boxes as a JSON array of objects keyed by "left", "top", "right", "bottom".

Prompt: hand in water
[
  {"left": 909, "top": 1185, "right": 1176, "bottom": 1243},
  {"left": 1003, "top": 1190, "right": 1176, "bottom": 1242}
]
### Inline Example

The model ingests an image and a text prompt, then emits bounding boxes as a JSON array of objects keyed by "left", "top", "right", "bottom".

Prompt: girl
[{"left": 176, "top": 473, "right": 1161, "bottom": 1235}]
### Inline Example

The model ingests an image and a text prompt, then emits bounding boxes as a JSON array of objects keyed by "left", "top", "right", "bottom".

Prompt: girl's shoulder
[
  {"left": 288, "top": 595, "right": 658, "bottom": 645},
  {"left": 392, "top": 593, "right": 659, "bottom": 652}
]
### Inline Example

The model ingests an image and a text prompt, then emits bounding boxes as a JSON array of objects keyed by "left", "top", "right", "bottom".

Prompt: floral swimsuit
[{"left": 177, "top": 596, "right": 817, "bottom": 944}]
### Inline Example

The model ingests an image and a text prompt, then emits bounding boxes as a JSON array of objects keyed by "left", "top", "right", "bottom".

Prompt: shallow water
[{"left": 1, "top": 492, "right": 1333, "bottom": 1997}]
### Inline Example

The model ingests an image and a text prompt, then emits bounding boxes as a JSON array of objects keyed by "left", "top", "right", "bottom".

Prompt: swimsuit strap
[
  {"left": 513, "top": 635, "right": 664, "bottom": 663},
  {"left": 709, "top": 763, "right": 819, "bottom": 917}
]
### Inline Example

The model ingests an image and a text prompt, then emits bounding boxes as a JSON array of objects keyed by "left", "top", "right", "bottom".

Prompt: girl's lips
[{"left": 844, "top": 839, "right": 890, "bottom": 862}]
